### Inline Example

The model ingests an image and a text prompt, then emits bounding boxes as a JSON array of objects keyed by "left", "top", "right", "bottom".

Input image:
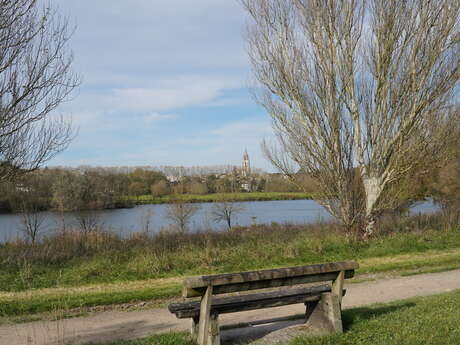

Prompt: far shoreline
[
  {"left": 0, "top": 192, "right": 314, "bottom": 214},
  {"left": 129, "top": 191, "right": 313, "bottom": 205}
]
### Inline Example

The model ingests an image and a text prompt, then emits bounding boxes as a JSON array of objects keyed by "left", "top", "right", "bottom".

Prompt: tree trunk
[
  {"left": 363, "top": 215, "right": 376, "bottom": 238},
  {"left": 362, "top": 175, "right": 384, "bottom": 237}
]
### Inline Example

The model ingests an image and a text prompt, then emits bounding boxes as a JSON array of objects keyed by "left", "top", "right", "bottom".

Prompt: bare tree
[
  {"left": 165, "top": 200, "right": 200, "bottom": 233},
  {"left": 211, "top": 201, "right": 245, "bottom": 230},
  {"left": 73, "top": 211, "right": 103, "bottom": 235},
  {"left": 140, "top": 208, "right": 154, "bottom": 233},
  {"left": 0, "top": 0, "right": 79, "bottom": 181},
  {"left": 20, "top": 202, "right": 46, "bottom": 244},
  {"left": 430, "top": 120, "right": 460, "bottom": 210},
  {"left": 242, "top": 0, "right": 460, "bottom": 237}
]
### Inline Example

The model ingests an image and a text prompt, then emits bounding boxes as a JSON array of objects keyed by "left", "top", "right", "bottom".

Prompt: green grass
[
  {"left": 2, "top": 247, "right": 460, "bottom": 318},
  {"left": 2, "top": 225, "right": 460, "bottom": 293},
  {"left": 84, "top": 290, "right": 460, "bottom": 345},
  {"left": 0, "top": 282, "right": 181, "bottom": 316},
  {"left": 290, "top": 289, "right": 460, "bottom": 345},
  {"left": 130, "top": 192, "right": 312, "bottom": 204}
]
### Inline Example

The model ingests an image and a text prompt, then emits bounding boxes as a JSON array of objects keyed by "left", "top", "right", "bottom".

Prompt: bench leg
[
  {"left": 191, "top": 316, "right": 199, "bottom": 342},
  {"left": 208, "top": 313, "right": 220, "bottom": 345},
  {"left": 305, "top": 292, "right": 343, "bottom": 335},
  {"left": 197, "top": 285, "right": 213, "bottom": 345},
  {"left": 196, "top": 313, "right": 220, "bottom": 345},
  {"left": 332, "top": 270, "right": 345, "bottom": 307}
]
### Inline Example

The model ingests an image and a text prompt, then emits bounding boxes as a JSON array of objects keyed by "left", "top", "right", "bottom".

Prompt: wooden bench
[{"left": 169, "top": 261, "right": 358, "bottom": 345}]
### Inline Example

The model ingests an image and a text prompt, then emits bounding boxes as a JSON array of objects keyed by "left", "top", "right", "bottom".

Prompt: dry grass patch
[
  {"left": 357, "top": 248, "right": 460, "bottom": 274},
  {"left": 0, "top": 277, "right": 181, "bottom": 301}
]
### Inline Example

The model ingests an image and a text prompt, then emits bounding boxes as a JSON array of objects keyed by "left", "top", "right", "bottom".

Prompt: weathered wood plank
[
  {"left": 170, "top": 285, "right": 348, "bottom": 318},
  {"left": 184, "top": 261, "right": 358, "bottom": 290},
  {"left": 175, "top": 294, "right": 323, "bottom": 318},
  {"left": 332, "top": 270, "right": 345, "bottom": 306},
  {"left": 208, "top": 313, "right": 220, "bottom": 345},
  {"left": 172, "top": 285, "right": 331, "bottom": 313},
  {"left": 197, "top": 286, "right": 213, "bottom": 345},
  {"left": 184, "top": 270, "right": 354, "bottom": 298}
]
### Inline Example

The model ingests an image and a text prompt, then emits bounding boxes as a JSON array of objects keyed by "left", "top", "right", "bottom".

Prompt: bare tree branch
[
  {"left": 211, "top": 201, "right": 245, "bottom": 230},
  {"left": 0, "top": 0, "right": 80, "bottom": 181},
  {"left": 165, "top": 200, "right": 200, "bottom": 233}
]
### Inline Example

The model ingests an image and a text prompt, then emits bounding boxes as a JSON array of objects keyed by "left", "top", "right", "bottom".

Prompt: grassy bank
[
  {"left": 2, "top": 247, "right": 460, "bottom": 318},
  {"left": 0, "top": 192, "right": 312, "bottom": 214},
  {"left": 294, "top": 289, "right": 460, "bottom": 345},
  {"left": 130, "top": 192, "right": 312, "bottom": 204},
  {"left": 2, "top": 212, "right": 459, "bottom": 292},
  {"left": 91, "top": 289, "right": 460, "bottom": 345},
  {"left": 0, "top": 211, "right": 459, "bottom": 317}
]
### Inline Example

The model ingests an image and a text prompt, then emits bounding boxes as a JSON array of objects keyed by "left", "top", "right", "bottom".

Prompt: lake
[{"left": 0, "top": 198, "right": 439, "bottom": 243}]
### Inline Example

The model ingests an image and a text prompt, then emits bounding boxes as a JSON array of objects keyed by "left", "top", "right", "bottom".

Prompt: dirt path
[{"left": 1, "top": 269, "right": 459, "bottom": 345}]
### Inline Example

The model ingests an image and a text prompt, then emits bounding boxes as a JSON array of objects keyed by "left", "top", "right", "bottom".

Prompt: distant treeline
[
  {"left": 0, "top": 167, "right": 314, "bottom": 213},
  {"left": 0, "top": 151, "right": 458, "bottom": 213}
]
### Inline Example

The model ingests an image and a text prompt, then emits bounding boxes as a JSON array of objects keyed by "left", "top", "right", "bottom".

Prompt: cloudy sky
[{"left": 47, "top": 0, "right": 274, "bottom": 170}]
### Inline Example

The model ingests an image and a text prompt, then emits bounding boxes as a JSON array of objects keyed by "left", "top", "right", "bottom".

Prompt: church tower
[{"left": 242, "top": 149, "right": 251, "bottom": 177}]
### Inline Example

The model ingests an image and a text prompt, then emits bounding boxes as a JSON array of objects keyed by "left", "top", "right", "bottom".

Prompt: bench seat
[{"left": 169, "top": 284, "right": 338, "bottom": 318}]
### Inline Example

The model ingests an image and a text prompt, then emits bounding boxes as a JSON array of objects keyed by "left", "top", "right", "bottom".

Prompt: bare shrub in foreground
[{"left": 20, "top": 203, "right": 46, "bottom": 244}]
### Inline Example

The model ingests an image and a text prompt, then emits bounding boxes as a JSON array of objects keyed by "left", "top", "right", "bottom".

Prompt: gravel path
[{"left": 1, "top": 269, "right": 459, "bottom": 345}]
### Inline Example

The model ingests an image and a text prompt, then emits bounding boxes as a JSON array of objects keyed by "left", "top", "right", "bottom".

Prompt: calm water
[{"left": 0, "top": 199, "right": 439, "bottom": 243}]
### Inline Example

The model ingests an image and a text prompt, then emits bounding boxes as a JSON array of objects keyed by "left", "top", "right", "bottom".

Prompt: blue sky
[{"left": 47, "top": 0, "right": 274, "bottom": 171}]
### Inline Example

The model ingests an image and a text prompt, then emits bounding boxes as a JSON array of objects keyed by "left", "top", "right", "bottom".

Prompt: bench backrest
[{"left": 183, "top": 260, "right": 358, "bottom": 298}]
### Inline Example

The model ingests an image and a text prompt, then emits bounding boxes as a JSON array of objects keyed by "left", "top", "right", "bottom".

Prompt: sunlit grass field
[{"left": 129, "top": 192, "right": 312, "bottom": 204}]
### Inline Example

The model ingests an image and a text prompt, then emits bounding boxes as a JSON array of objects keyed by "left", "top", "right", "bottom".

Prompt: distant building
[
  {"left": 166, "top": 175, "right": 181, "bottom": 183},
  {"left": 242, "top": 149, "right": 251, "bottom": 177},
  {"left": 241, "top": 149, "right": 251, "bottom": 191}
]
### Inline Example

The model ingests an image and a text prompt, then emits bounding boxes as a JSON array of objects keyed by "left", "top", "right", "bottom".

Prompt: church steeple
[{"left": 242, "top": 149, "right": 251, "bottom": 177}]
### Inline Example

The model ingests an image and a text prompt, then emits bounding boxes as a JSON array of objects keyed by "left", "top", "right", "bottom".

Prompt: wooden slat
[
  {"left": 184, "top": 270, "right": 355, "bottom": 298},
  {"left": 197, "top": 286, "right": 213, "bottom": 345},
  {"left": 184, "top": 261, "right": 358, "bottom": 289},
  {"left": 170, "top": 285, "right": 343, "bottom": 318}
]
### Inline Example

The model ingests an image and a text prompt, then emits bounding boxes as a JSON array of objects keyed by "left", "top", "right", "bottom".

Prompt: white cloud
[
  {"left": 67, "top": 111, "right": 101, "bottom": 128},
  {"left": 108, "top": 75, "right": 243, "bottom": 112},
  {"left": 60, "top": 74, "right": 246, "bottom": 117},
  {"left": 163, "top": 117, "right": 274, "bottom": 169},
  {"left": 208, "top": 118, "right": 274, "bottom": 169},
  {"left": 144, "top": 112, "right": 178, "bottom": 122},
  {"left": 56, "top": 0, "right": 250, "bottom": 85},
  {"left": 49, "top": 116, "right": 276, "bottom": 171},
  {"left": 211, "top": 119, "right": 272, "bottom": 138}
]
